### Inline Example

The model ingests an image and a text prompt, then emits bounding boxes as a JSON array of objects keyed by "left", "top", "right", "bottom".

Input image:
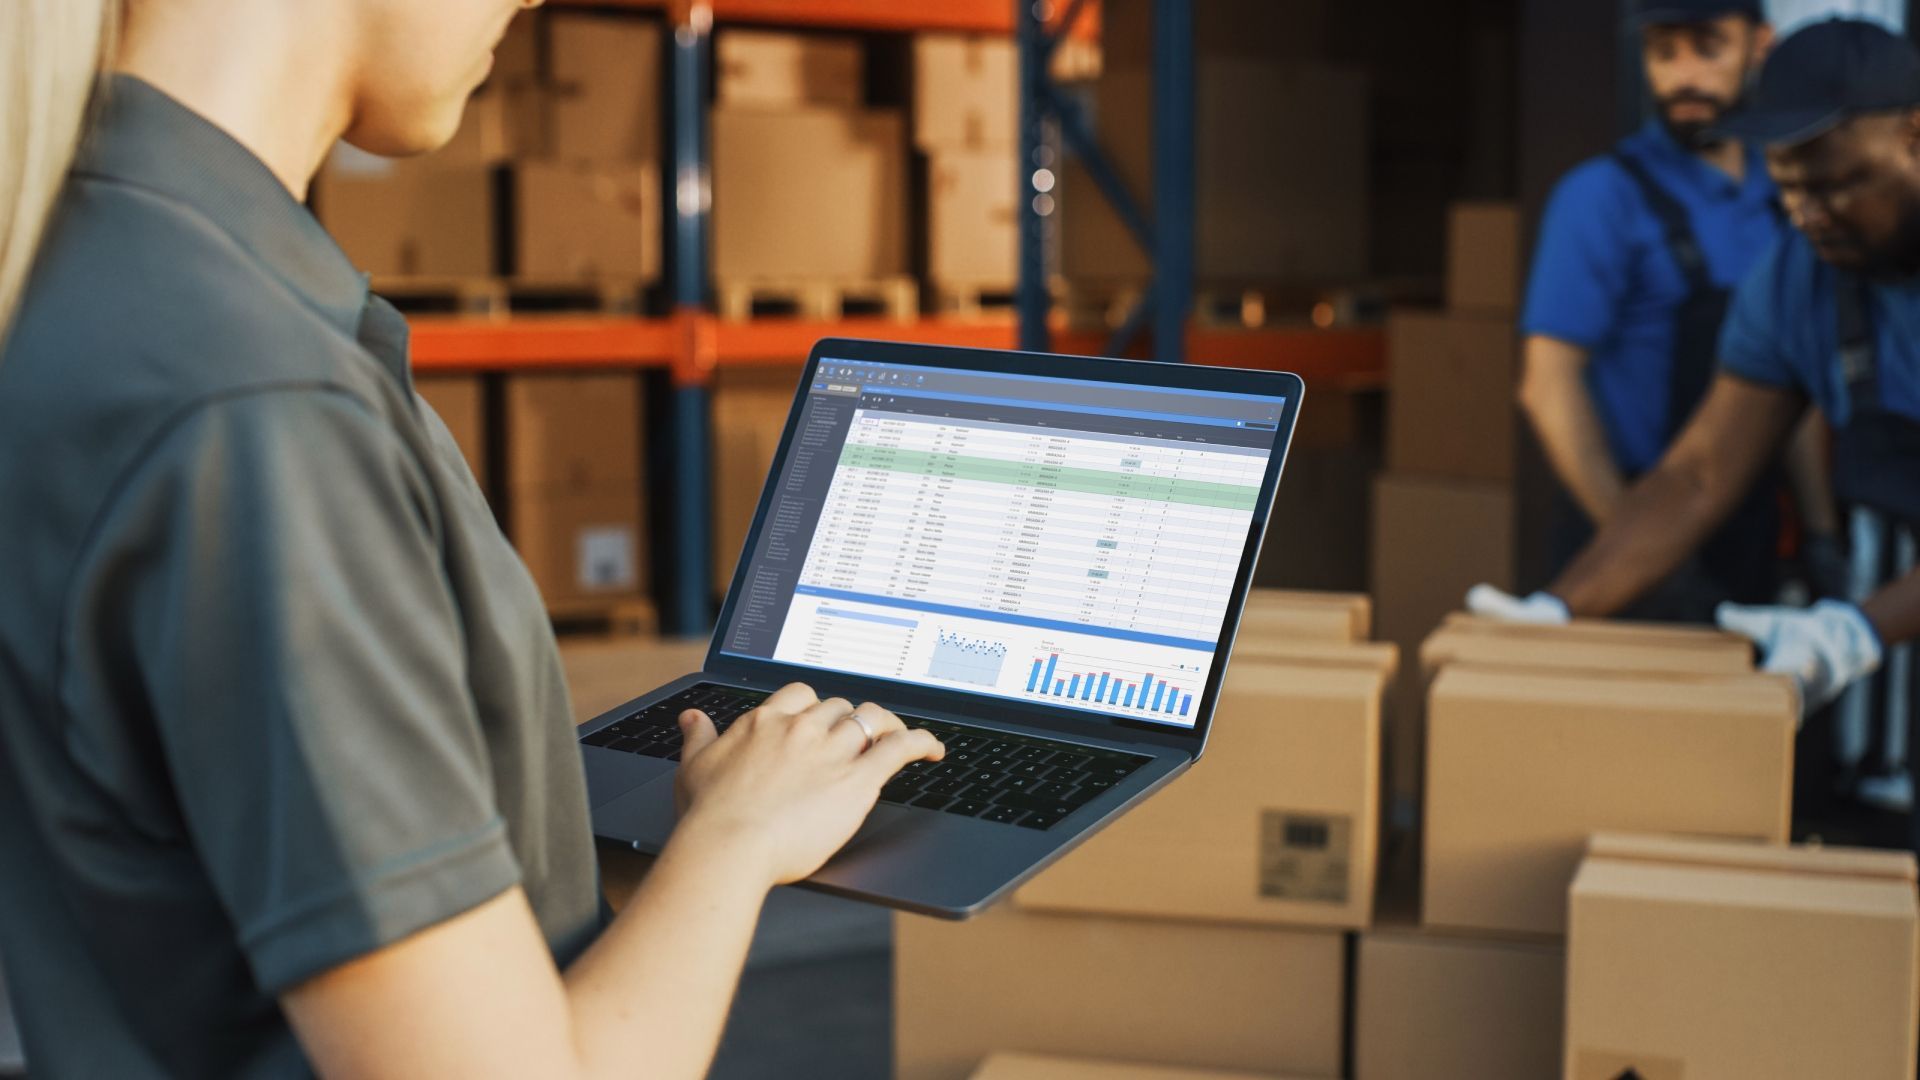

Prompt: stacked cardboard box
[
  {"left": 1370, "top": 201, "right": 1523, "bottom": 817},
  {"left": 969, "top": 1053, "right": 1303, "bottom": 1080},
  {"left": 896, "top": 591, "right": 1382, "bottom": 1079},
  {"left": 416, "top": 375, "right": 489, "bottom": 490},
  {"left": 504, "top": 373, "right": 648, "bottom": 612},
  {"left": 712, "top": 365, "right": 804, "bottom": 593},
  {"left": 1567, "top": 833, "right": 1919, "bottom": 1078},
  {"left": 915, "top": 36, "right": 1019, "bottom": 299},
  {"left": 1355, "top": 920, "right": 1565, "bottom": 1079},
  {"left": 314, "top": 10, "right": 661, "bottom": 283},
  {"left": 711, "top": 31, "right": 906, "bottom": 285}
]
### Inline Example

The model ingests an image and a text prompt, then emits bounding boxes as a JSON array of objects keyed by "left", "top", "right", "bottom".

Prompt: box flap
[
  {"left": 1442, "top": 611, "right": 1751, "bottom": 651},
  {"left": 1420, "top": 628, "right": 1753, "bottom": 680},
  {"left": 1231, "top": 638, "right": 1400, "bottom": 679},
  {"left": 1432, "top": 665, "right": 1796, "bottom": 717},
  {"left": 1586, "top": 831, "right": 1918, "bottom": 885},
  {"left": 969, "top": 1051, "right": 1296, "bottom": 1080}
]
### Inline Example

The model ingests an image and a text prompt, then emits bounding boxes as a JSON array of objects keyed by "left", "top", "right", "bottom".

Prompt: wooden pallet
[
  {"left": 716, "top": 276, "right": 919, "bottom": 322},
  {"left": 930, "top": 281, "right": 1020, "bottom": 319},
  {"left": 372, "top": 276, "right": 653, "bottom": 317},
  {"left": 548, "top": 597, "right": 660, "bottom": 638}
]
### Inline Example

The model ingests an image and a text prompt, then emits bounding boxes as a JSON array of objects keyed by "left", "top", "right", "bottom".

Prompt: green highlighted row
[{"left": 839, "top": 443, "right": 1260, "bottom": 511}]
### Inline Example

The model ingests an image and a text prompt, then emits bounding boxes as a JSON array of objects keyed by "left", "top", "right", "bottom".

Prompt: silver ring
[{"left": 843, "top": 709, "right": 878, "bottom": 752}]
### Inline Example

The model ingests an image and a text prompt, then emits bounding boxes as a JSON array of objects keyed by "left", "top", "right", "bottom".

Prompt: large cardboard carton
[
  {"left": 717, "top": 29, "right": 862, "bottom": 107},
  {"left": 914, "top": 35, "right": 1016, "bottom": 149},
  {"left": 436, "top": 84, "right": 552, "bottom": 166},
  {"left": 512, "top": 161, "right": 661, "bottom": 281},
  {"left": 712, "top": 107, "right": 907, "bottom": 280},
  {"left": 1015, "top": 658, "right": 1385, "bottom": 929},
  {"left": 1446, "top": 202, "right": 1522, "bottom": 313},
  {"left": 503, "top": 373, "right": 643, "bottom": 492},
  {"left": 1061, "top": 61, "right": 1368, "bottom": 286},
  {"left": 509, "top": 485, "right": 647, "bottom": 609},
  {"left": 895, "top": 906, "right": 1345, "bottom": 1080},
  {"left": 1369, "top": 474, "right": 1513, "bottom": 807},
  {"left": 1356, "top": 926, "right": 1564, "bottom": 1080},
  {"left": 1420, "top": 617, "right": 1754, "bottom": 681},
  {"left": 314, "top": 152, "right": 497, "bottom": 278},
  {"left": 1385, "top": 311, "right": 1517, "bottom": 484},
  {"left": 1424, "top": 667, "right": 1796, "bottom": 936},
  {"left": 416, "top": 375, "right": 488, "bottom": 491},
  {"left": 970, "top": 1053, "right": 1300, "bottom": 1080},
  {"left": 1241, "top": 589, "right": 1371, "bottom": 642},
  {"left": 1567, "top": 833, "right": 1919, "bottom": 1080},
  {"left": 712, "top": 364, "right": 803, "bottom": 591},
  {"left": 928, "top": 149, "right": 1018, "bottom": 289},
  {"left": 1370, "top": 476, "right": 1514, "bottom": 655},
  {"left": 549, "top": 13, "right": 661, "bottom": 164}
]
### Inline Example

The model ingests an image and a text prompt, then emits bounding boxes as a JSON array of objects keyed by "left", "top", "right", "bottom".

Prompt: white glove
[
  {"left": 1465, "top": 584, "right": 1571, "bottom": 626},
  {"left": 1716, "top": 599, "right": 1883, "bottom": 714}
]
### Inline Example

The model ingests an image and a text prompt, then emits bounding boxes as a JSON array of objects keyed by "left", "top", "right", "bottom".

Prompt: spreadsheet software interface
[{"left": 717, "top": 358, "right": 1288, "bottom": 730}]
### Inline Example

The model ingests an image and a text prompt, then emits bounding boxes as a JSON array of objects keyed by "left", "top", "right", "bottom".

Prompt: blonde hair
[{"left": 0, "top": 1, "right": 118, "bottom": 337}]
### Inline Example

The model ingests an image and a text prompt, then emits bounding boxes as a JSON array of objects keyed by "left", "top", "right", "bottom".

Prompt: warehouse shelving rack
[{"left": 407, "top": 0, "right": 1384, "bottom": 634}]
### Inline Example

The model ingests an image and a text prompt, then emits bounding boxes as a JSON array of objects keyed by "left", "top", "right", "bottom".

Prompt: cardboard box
[
  {"left": 914, "top": 35, "right": 1016, "bottom": 149},
  {"left": 1241, "top": 589, "right": 1371, "bottom": 642},
  {"left": 1356, "top": 926, "right": 1565, "bottom": 1080},
  {"left": 315, "top": 151, "right": 497, "bottom": 277},
  {"left": 895, "top": 906, "right": 1345, "bottom": 1080},
  {"left": 1370, "top": 475, "right": 1513, "bottom": 655},
  {"left": 928, "top": 149, "right": 1018, "bottom": 288},
  {"left": 512, "top": 160, "right": 661, "bottom": 281},
  {"left": 1233, "top": 637, "right": 1399, "bottom": 676},
  {"left": 550, "top": 12, "right": 660, "bottom": 164},
  {"left": 510, "top": 485, "right": 647, "bottom": 608},
  {"left": 416, "top": 375, "right": 488, "bottom": 491},
  {"left": 1061, "top": 61, "right": 1368, "bottom": 285},
  {"left": 1568, "top": 833, "right": 1919, "bottom": 1080},
  {"left": 1419, "top": 619, "right": 1755, "bottom": 681},
  {"left": 1015, "top": 658, "right": 1385, "bottom": 929},
  {"left": 713, "top": 364, "right": 803, "bottom": 591},
  {"left": 1386, "top": 310, "right": 1517, "bottom": 484},
  {"left": 491, "top": 9, "right": 542, "bottom": 85},
  {"left": 717, "top": 29, "right": 862, "bottom": 108},
  {"left": 436, "top": 84, "right": 552, "bottom": 166},
  {"left": 1424, "top": 667, "right": 1796, "bottom": 936},
  {"left": 970, "top": 1053, "right": 1301, "bottom": 1080},
  {"left": 504, "top": 373, "right": 643, "bottom": 492},
  {"left": 1446, "top": 202, "right": 1521, "bottom": 313},
  {"left": 1369, "top": 474, "right": 1514, "bottom": 824},
  {"left": 1440, "top": 610, "right": 1756, "bottom": 652},
  {"left": 712, "top": 107, "right": 906, "bottom": 280}
]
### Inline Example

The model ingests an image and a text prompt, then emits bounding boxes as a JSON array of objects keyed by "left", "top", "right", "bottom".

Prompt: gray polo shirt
[{"left": 0, "top": 76, "right": 602, "bottom": 1076}]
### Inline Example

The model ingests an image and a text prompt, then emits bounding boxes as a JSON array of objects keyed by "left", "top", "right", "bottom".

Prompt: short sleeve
[
  {"left": 1520, "top": 161, "right": 1637, "bottom": 349},
  {"left": 93, "top": 387, "right": 520, "bottom": 995},
  {"left": 1718, "top": 236, "right": 1811, "bottom": 393}
]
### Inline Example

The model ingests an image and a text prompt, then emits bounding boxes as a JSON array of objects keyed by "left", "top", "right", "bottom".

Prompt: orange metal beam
[
  {"left": 548, "top": 0, "right": 1097, "bottom": 36},
  {"left": 409, "top": 316, "right": 676, "bottom": 371}
]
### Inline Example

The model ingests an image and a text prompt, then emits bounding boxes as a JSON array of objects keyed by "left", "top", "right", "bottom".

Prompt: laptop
[{"left": 580, "top": 338, "right": 1302, "bottom": 918}]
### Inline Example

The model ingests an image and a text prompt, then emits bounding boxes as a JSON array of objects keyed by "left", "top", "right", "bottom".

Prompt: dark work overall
[
  {"left": 1547, "top": 152, "right": 1780, "bottom": 621},
  {"left": 1833, "top": 276, "right": 1920, "bottom": 856}
]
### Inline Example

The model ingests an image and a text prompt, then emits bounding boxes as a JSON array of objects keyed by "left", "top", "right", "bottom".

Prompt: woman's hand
[{"left": 669, "top": 683, "right": 945, "bottom": 888}]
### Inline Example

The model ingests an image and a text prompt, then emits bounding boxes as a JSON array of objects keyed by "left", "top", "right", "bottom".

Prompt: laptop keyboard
[{"left": 579, "top": 683, "right": 1152, "bottom": 831}]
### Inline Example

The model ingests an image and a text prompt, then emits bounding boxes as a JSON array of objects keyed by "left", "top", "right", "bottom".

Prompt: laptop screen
[{"left": 715, "top": 356, "right": 1289, "bottom": 731}]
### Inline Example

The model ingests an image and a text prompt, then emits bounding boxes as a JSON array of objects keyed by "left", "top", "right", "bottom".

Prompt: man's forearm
[
  {"left": 1785, "top": 412, "right": 1839, "bottom": 536},
  {"left": 1551, "top": 459, "right": 1727, "bottom": 616},
  {"left": 1520, "top": 338, "right": 1628, "bottom": 524},
  {"left": 1862, "top": 566, "right": 1920, "bottom": 648}
]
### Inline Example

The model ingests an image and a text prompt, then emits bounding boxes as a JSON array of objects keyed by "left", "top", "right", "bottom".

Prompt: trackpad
[{"left": 595, "top": 774, "right": 681, "bottom": 849}]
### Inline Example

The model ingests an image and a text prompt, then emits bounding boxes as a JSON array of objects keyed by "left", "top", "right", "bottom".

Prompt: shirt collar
[
  {"left": 1632, "top": 117, "right": 1774, "bottom": 203},
  {"left": 73, "top": 75, "right": 371, "bottom": 340}
]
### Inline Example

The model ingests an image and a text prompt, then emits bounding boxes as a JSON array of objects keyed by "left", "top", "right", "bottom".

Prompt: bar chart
[{"left": 1025, "top": 652, "right": 1194, "bottom": 718}]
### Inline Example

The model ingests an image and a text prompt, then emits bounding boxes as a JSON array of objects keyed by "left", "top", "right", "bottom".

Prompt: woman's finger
[
  {"left": 827, "top": 703, "right": 905, "bottom": 753},
  {"left": 679, "top": 709, "right": 719, "bottom": 760},
  {"left": 854, "top": 729, "right": 947, "bottom": 786},
  {"left": 791, "top": 697, "right": 856, "bottom": 735}
]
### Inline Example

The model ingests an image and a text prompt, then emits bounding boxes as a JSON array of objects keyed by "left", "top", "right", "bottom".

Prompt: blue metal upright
[
  {"left": 1014, "top": 0, "right": 1194, "bottom": 362},
  {"left": 665, "top": 5, "right": 715, "bottom": 635}
]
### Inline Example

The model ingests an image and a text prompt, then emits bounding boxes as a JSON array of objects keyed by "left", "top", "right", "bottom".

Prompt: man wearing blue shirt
[
  {"left": 1519, "top": 0, "right": 1832, "bottom": 619},
  {"left": 1475, "top": 19, "right": 1920, "bottom": 843}
]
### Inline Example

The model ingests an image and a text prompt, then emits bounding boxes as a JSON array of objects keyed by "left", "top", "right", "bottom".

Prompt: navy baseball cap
[
  {"left": 1716, "top": 18, "right": 1920, "bottom": 146},
  {"left": 1633, "top": 0, "right": 1764, "bottom": 25}
]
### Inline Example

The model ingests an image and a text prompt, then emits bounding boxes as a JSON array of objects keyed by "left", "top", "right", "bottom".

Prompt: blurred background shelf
[{"left": 545, "top": 0, "right": 1096, "bottom": 36}]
